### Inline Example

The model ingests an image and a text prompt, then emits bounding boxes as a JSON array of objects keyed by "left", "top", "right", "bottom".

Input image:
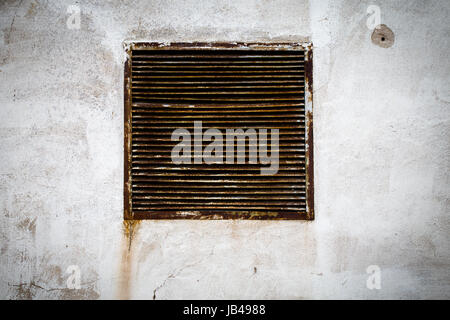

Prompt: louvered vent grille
[{"left": 124, "top": 43, "right": 313, "bottom": 220}]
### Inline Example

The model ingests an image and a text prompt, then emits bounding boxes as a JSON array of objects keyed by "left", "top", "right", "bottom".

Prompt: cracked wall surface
[{"left": 0, "top": 0, "right": 449, "bottom": 299}]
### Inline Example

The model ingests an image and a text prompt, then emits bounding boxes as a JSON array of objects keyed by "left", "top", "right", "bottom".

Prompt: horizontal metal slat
[
  {"left": 131, "top": 90, "right": 304, "bottom": 95},
  {"left": 132, "top": 189, "right": 306, "bottom": 194},
  {"left": 132, "top": 54, "right": 304, "bottom": 59},
  {"left": 132, "top": 102, "right": 304, "bottom": 108},
  {"left": 132, "top": 60, "right": 303, "bottom": 65},
  {"left": 132, "top": 206, "right": 305, "bottom": 211},
  {"left": 132, "top": 65, "right": 304, "bottom": 70}
]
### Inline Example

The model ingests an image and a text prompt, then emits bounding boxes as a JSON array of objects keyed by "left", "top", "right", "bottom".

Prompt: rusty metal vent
[{"left": 124, "top": 43, "right": 313, "bottom": 220}]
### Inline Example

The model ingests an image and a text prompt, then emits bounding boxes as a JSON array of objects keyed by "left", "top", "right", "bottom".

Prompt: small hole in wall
[{"left": 371, "top": 24, "right": 395, "bottom": 48}]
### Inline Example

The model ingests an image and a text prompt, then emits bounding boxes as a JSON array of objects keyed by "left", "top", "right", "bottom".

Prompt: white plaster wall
[{"left": 0, "top": 0, "right": 449, "bottom": 299}]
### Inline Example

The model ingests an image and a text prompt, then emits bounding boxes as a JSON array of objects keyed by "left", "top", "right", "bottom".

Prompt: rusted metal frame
[
  {"left": 126, "top": 42, "right": 305, "bottom": 51},
  {"left": 132, "top": 211, "right": 308, "bottom": 220},
  {"left": 124, "top": 42, "right": 313, "bottom": 220},
  {"left": 304, "top": 44, "right": 314, "bottom": 220},
  {"left": 124, "top": 47, "right": 133, "bottom": 220}
]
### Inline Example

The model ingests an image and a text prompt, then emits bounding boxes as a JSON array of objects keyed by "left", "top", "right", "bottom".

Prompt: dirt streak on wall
[{"left": 117, "top": 220, "right": 140, "bottom": 300}]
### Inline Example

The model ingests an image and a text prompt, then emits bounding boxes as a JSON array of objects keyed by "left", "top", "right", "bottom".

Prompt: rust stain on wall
[{"left": 117, "top": 220, "right": 140, "bottom": 299}]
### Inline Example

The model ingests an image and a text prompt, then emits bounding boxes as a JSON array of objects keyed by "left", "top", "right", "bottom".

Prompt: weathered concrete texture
[{"left": 0, "top": 0, "right": 449, "bottom": 299}]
